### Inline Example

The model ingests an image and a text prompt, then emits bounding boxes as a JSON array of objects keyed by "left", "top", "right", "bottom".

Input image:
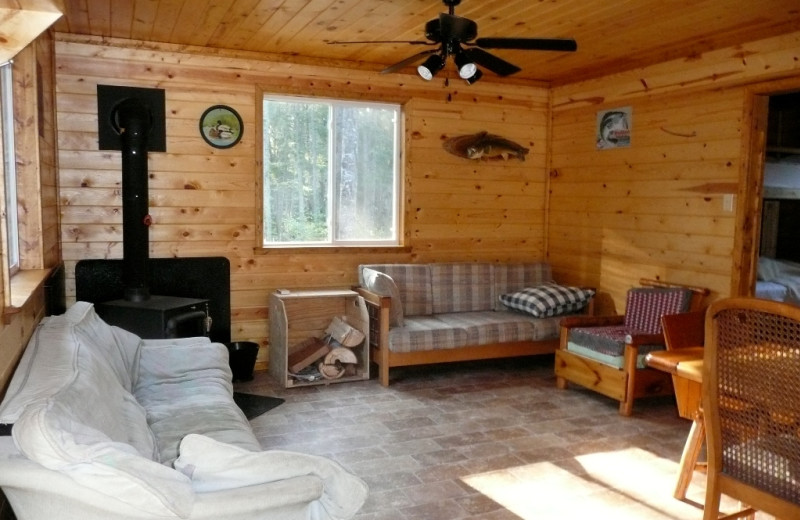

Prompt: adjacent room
[{"left": 2, "top": 1, "right": 800, "bottom": 519}]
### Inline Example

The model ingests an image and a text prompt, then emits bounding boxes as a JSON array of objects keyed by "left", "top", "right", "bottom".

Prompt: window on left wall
[{"left": 1, "top": 60, "right": 20, "bottom": 277}]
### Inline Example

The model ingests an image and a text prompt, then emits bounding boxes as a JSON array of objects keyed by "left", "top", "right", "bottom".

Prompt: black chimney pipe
[{"left": 113, "top": 98, "right": 152, "bottom": 302}]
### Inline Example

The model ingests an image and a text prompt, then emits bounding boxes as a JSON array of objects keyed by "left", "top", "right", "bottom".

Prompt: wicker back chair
[{"left": 703, "top": 297, "right": 800, "bottom": 520}]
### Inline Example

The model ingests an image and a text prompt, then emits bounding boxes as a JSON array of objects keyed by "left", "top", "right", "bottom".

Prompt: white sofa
[{"left": 0, "top": 302, "right": 367, "bottom": 520}]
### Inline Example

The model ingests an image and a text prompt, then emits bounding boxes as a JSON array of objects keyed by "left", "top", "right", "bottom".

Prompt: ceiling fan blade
[
  {"left": 439, "top": 13, "right": 477, "bottom": 41},
  {"left": 328, "top": 40, "right": 434, "bottom": 45},
  {"left": 474, "top": 37, "right": 577, "bottom": 52},
  {"left": 463, "top": 47, "right": 520, "bottom": 77},
  {"left": 380, "top": 49, "right": 438, "bottom": 74}
]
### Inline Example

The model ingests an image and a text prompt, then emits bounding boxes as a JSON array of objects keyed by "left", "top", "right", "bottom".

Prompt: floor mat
[{"left": 232, "top": 392, "right": 285, "bottom": 420}]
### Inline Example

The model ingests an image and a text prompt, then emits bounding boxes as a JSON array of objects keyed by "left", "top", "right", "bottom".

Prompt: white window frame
[
  {"left": 261, "top": 94, "right": 402, "bottom": 248},
  {"left": 1, "top": 60, "right": 19, "bottom": 276}
]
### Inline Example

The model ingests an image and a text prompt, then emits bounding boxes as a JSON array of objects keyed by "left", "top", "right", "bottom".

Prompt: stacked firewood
[{"left": 287, "top": 317, "right": 364, "bottom": 381}]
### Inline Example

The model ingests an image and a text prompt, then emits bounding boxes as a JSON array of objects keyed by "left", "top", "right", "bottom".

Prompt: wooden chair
[
  {"left": 703, "top": 297, "right": 800, "bottom": 520},
  {"left": 661, "top": 311, "right": 706, "bottom": 419},
  {"left": 653, "top": 311, "right": 707, "bottom": 500},
  {"left": 555, "top": 279, "right": 708, "bottom": 416}
]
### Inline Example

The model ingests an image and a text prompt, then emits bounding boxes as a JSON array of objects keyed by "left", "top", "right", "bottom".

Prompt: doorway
[
  {"left": 736, "top": 83, "right": 800, "bottom": 302},
  {"left": 755, "top": 91, "right": 800, "bottom": 303}
]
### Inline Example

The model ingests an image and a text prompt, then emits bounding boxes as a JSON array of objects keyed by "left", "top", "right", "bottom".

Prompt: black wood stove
[
  {"left": 96, "top": 295, "right": 209, "bottom": 339},
  {"left": 80, "top": 86, "right": 216, "bottom": 340}
]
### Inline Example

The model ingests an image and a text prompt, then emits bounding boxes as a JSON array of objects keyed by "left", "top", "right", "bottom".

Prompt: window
[
  {"left": 1, "top": 61, "right": 19, "bottom": 275},
  {"left": 262, "top": 95, "right": 401, "bottom": 247}
]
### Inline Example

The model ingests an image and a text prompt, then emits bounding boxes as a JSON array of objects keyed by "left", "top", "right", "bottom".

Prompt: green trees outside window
[{"left": 263, "top": 96, "right": 401, "bottom": 246}]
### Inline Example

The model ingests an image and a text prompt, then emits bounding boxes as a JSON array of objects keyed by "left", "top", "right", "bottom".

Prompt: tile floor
[{"left": 235, "top": 355, "right": 773, "bottom": 520}]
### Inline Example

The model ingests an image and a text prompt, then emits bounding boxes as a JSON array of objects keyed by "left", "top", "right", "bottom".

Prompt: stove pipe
[{"left": 114, "top": 98, "right": 152, "bottom": 302}]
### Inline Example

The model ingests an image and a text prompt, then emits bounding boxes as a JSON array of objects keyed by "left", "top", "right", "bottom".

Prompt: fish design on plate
[{"left": 443, "top": 131, "right": 530, "bottom": 161}]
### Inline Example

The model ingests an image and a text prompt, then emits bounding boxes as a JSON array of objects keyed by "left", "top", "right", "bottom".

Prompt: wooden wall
[
  {"left": 19, "top": 32, "right": 62, "bottom": 270},
  {"left": 0, "top": 29, "right": 60, "bottom": 395},
  {"left": 54, "top": 35, "right": 550, "bottom": 368},
  {"left": 548, "top": 31, "right": 800, "bottom": 314},
  {"left": 53, "top": 30, "right": 800, "bottom": 365}
]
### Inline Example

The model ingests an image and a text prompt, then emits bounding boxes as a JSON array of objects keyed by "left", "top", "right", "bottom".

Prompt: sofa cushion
[
  {"left": 430, "top": 263, "right": 494, "bottom": 314},
  {"left": 175, "top": 434, "right": 368, "bottom": 520},
  {"left": 360, "top": 264, "right": 432, "bottom": 316},
  {"left": 499, "top": 283, "right": 595, "bottom": 318},
  {"left": 63, "top": 301, "right": 141, "bottom": 391},
  {"left": 13, "top": 319, "right": 158, "bottom": 457},
  {"left": 134, "top": 340, "right": 261, "bottom": 465},
  {"left": 0, "top": 305, "right": 148, "bottom": 448},
  {"left": 386, "top": 316, "right": 471, "bottom": 353},
  {"left": 436, "top": 311, "right": 563, "bottom": 345},
  {"left": 0, "top": 316, "right": 76, "bottom": 424},
  {"left": 12, "top": 390, "right": 190, "bottom": 517},
  {"left": 360, "top": 267, "right": 404, "bottom": 327}
]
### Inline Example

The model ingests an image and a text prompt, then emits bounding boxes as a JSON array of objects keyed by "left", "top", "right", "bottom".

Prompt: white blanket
[{"left": 757, "top": 257, "right": 800, "bottom": 304}]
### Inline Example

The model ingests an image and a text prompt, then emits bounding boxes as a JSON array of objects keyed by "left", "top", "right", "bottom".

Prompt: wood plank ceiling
[{"left": 53, "top": 0, "right": 800, "bottom": 85}]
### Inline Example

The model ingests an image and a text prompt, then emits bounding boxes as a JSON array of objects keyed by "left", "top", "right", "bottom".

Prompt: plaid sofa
[{"left": 358, "top": 262, "right": 587, "bottom": 354}]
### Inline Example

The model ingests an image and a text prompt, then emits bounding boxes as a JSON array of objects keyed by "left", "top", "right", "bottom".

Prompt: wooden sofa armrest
[
  {"left": 354, "top": 286, "right": 389, "bottom": 308},
  {"left": 353, "top": 286, "right": 392, "bottom": 386}
]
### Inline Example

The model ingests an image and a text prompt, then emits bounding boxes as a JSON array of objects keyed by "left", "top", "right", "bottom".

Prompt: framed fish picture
[
  {"left": 596, "top": 107, "right": 631, "bottom": 149},
  {"left": 200, "top": 105, "right": 243, "bottom": 149}
]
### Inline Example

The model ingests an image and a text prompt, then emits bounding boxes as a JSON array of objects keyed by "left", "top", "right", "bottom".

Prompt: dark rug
[{"left": 233, "top": 392, "right": 285, "bottom": 420}]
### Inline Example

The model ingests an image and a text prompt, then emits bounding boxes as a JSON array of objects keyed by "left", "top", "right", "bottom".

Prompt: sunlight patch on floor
[{"left": 461, "top": 447, "right": 705, "bottom": 519}]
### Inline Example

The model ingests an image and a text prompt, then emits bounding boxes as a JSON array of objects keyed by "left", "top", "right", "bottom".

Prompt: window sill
[
  {"left": 254, "top": 245, "right": 411, "bottom": 255},
  {"left": 4, "top": 268, "right": 51, "bottom": 322}
]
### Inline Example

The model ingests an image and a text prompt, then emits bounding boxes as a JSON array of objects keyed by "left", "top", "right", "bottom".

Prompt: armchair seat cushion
[
  {"left": 564, "top": 287, "right": 695, "bottom": 369},
  {"left": 567, "top": 326, "right": 665, "bottom": 369}
]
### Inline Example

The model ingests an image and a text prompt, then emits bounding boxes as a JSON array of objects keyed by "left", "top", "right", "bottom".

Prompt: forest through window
[{"left": 262, "top": 95, "right": 401, "bottom": 247}]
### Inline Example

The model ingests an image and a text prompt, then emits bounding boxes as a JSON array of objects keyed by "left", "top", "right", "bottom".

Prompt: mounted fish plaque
[{"left": 443, "top": 131, "right": 529, "bottom": 161}]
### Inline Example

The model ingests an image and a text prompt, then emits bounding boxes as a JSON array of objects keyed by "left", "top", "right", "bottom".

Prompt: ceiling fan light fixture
[
  {"left": 454, "top": 52, "right": 477, "bottom": 79},
  {"left": 417, "top": 54, "right": 444, "bottom": 80},
  {"left": 464, "top": 68, "right": 483, "bottom": 84}
]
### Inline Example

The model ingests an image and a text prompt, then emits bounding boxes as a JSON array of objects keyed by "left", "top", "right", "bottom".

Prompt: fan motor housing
[
  {"left": 424, "top": 19, "right": 442, "bottom": 41},
  {"left": 425, "top": 17, "right": 478, "bottom": 43}
]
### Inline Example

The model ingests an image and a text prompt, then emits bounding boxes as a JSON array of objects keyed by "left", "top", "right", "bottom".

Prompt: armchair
[
  {"left": 703, "top": 297, "right": 800, "bottom": 520},
  {"left": 555, "top": 279, "right": 708, "bottom": 416}
]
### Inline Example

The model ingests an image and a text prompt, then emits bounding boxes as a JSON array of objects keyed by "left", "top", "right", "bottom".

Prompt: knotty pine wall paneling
[
  {"left": 548, "top": 30, "right": 800, "bottom": 315},
  {"left": 55, "top": 35, "right": 551, "bottom": 369},
  {"left": 1, "top": 28, "right": 60, "bottom": 392}
]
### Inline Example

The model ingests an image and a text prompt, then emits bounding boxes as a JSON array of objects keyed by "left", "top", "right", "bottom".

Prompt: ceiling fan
[{"left": 328, "top": 0, "right": 577, "bottom": 83}]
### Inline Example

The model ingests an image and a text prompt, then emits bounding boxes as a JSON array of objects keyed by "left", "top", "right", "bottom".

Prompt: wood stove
[
  {"left": 75, "top": 257, "right": 231, "bottom": 342},
  {"left": 96, "top": 295, "right": 209, "bottom": 339},
  {"left": 78, "top": 85, "right": 216, "bottom": 340}
]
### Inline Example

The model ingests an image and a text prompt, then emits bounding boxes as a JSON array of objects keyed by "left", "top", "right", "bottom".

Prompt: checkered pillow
[{"left": 499, "top": 283, "right": 595, "bottom": 318}]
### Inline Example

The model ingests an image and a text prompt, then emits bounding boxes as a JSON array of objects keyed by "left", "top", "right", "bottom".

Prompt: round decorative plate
[{"left": 199, "top": 105, "right": 243, "bottom": 148}]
